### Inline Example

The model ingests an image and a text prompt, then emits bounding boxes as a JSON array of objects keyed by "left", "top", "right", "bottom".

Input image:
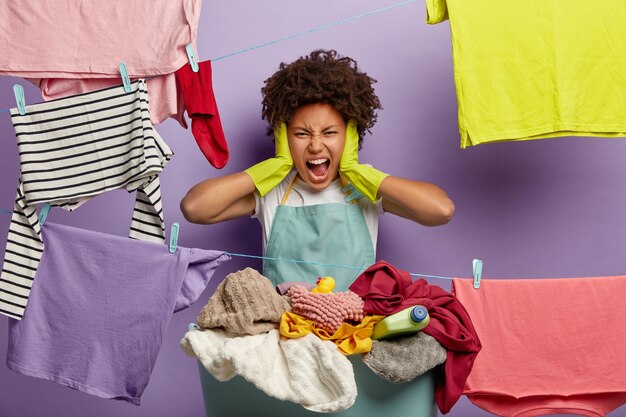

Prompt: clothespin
[
  {"left": 13, "top": 84, "right": 26, "bottom": 115},
  {"left": 169, "top": 222, "right": 180, "bottom": 253},
  {"left": 185, "top": 44, "right": 199, "bottom": 72},
  {"left": 188, "top": 323, "right": 199, "bottom": 331},
  {"left": 38, "top": 203, "right": 52, "bottom": 227},
  {"left": 119, "top": 63, "right": 132, "bottom": 93},
  {"left": 339, "top": 174, "right": 361, "bottom": 204},
  {"left": 472, "top": 258, "right": 483, "bottom": 289}
]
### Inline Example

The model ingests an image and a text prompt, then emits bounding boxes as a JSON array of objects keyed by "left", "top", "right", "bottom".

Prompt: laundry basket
[{"left": 194, "top": 328, "right": 437, "bottom": 417}]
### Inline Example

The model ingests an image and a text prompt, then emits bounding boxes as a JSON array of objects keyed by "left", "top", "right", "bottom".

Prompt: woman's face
[{"left": 287, "top": 103, "right": 346, "bottom": 191}]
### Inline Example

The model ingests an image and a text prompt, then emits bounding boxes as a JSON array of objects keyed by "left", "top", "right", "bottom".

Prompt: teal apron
[
  {"left": 262, "top": 175, "right": 375, "bottom": 291},
  {"left": 197, "top": 175, "right": 436, "bottom": 417}
]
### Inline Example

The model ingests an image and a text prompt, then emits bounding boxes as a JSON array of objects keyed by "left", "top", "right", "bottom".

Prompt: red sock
[{"left": 176, "top": 60, "right": 229, "bottom": 169}]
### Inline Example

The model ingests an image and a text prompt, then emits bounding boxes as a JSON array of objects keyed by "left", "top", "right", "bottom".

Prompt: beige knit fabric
[{"left": 197, "top": 268, "right": 290, "bottom": 335}]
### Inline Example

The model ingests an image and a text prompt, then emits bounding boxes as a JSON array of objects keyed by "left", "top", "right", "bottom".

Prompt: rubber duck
[{"left": 311, "top": 276, "right": 336, "bottom": 293}]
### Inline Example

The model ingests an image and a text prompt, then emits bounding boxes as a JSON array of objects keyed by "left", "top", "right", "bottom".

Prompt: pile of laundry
[{"left": 181, "top": 260, "right": 482, "bottom": 413}]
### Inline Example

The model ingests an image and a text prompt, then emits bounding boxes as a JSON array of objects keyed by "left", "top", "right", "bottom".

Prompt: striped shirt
[{"left": 0, "top": 79, "right": 173, "bottom": 320}]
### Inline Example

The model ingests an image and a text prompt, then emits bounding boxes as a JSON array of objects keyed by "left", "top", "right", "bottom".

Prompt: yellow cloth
[
  {"left": 426, "top": 0, "right": 626, "bottom": 147},
  {"left": 280, "top": 311, "right": 384, "bottom": 356}
]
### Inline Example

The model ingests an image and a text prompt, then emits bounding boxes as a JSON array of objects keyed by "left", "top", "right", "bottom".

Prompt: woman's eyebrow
[
  {"left": 290, "top": 124, "right": 340, "bottom": 131},
  {"left": 292, "top": 126, "right": 312, "bottom": 131}
]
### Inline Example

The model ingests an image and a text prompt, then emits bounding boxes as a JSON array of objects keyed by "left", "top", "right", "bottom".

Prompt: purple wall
[{"left": 2, "top": 1, "right": 626, "bottom": 416}]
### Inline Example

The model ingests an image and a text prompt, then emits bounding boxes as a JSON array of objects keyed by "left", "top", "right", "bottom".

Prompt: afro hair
[{"left": 261, "top": 49, "right": 382, "bottom": 148}]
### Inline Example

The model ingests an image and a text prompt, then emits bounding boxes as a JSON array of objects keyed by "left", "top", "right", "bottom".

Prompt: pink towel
[{"left": 454, "top": 277, "right": 626, "bottom": 417}]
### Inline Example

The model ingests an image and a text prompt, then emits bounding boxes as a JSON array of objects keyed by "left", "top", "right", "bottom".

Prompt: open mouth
[{"left": 306, "top": 158, "right": 330, "bottom": 181}]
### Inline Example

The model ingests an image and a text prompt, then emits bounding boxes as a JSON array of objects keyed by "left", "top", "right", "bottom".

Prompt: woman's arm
[
  {"left": 379, "top": 176, "right": 455, "bottom": 226},
  {"left": 181, "top": 123, "right": 294, "bottom": 225},
  {"left": 180, "top": 172, "right": 257, "bottom": 224}
]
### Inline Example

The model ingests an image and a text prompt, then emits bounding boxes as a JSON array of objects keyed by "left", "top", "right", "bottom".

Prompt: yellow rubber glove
[
  {"left": 244, "top": 123, "right": 293, "bottom": 197},
  {"left": 339, "top": 119, "right": 389, "bottom": 203}
]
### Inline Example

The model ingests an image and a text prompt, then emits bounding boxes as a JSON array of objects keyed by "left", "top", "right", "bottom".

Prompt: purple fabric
[{"left": 6, "top": 222, "right": 230, "bottom": 405}]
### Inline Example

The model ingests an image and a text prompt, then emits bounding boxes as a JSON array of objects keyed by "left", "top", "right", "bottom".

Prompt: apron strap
[{"left": 280, "top": 175, "right": 299, "bottom": 205}]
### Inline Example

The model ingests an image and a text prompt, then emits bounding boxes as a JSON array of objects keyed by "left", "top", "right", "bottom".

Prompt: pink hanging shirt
[{"left": 0, "top": 0, "right": 201, "bottom": 78}]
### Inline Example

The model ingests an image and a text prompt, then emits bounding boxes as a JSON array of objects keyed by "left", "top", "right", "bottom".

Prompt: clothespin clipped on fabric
[
  {"left": 185, "top": 44, "right": 199, "bottom": 72},
  {"left": 119, "top": 63, "right": 132, "bottom": 93},
  {"left": 169, "top": 222, "right": 180, "bottom": 253},
  {"left": 339, "top": 175, "right": 362, "bottom": 205},
  {"left": 13, "top": 84, "right": 26, "bottom": 115},
  {"left": 472, "top": 258, "right": 483, "bottom": 289},
  {"left": 38, "top": 203, "right": 52, "bottom": 227}
]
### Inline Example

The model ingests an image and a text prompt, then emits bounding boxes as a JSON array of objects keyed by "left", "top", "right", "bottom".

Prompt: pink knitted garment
[{"left": 287, "top": 285, "right": 365, "bottom": 333}]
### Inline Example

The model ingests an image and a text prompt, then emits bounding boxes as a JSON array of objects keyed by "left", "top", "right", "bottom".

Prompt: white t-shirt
[{"left": 252, "top": 171, "right": 383, "bottom": 254}]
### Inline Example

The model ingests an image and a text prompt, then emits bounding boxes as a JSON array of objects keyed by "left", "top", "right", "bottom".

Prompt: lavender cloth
[{"left": 6, "top": 222, "right": 230, "bottom": 405}]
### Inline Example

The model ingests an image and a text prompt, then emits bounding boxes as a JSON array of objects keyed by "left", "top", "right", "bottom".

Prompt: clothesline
[
  {"left": 211, "top": 252, "right": 626, "bottom": 283},
  {"left": 210, "top": 0, "right": 417, "bottom": 62},
  {"left": 224, "top": 251, "right": 455, "bottom": 281},
  {"left": 4, "top": 206, "right": 626, "bottom": 283},
  {"left": 0, "top": 206, "right": 455, "bottom": 280},
  {"left": 0, "top": 0, "right": 417, "bottom": 115}
]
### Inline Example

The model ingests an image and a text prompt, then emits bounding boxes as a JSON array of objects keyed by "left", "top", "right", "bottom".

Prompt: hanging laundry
[
  {"left": 0, "top": 79, "right": 173, "bottom": 320},
  {"left": 196, "top": 268, "right": 290, "bottom": 335},
  {"left": 6, "top": 222, "right": 230, "bottom": 405},
  {"left": 349, "top": 260, "right": 481, "bottom": 414},
  {"left": 181, "top": 328, "right": 357, "bottom": 413},
  {"left": 0, "top": 0, "right": 201, "bottom": 78},
  {"left": 28, "top": 75, "right": 186, "bottom": 127},
  {"left": 426, "top": 0, "right": 626, "bottom": 147},
  {"left": 453, "top": 277, "right": 626, "bottom": 417},
  {"left": 176, "top": 60, "right": 229, "bottom": 168}
]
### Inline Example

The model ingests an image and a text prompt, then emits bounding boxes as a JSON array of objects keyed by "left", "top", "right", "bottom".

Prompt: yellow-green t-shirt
[{"left": 426, "top": 0, "right": 626, "bottom": 148}]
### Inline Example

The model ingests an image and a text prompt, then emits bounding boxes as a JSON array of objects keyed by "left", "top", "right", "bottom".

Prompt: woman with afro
[{"left": 181, "top": 49, "right": 454, "bottom": 290}]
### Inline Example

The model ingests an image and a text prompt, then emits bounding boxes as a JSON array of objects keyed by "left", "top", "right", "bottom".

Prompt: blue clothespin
[
  {"left": 342, "top": 183, "right": 364, "bottom": 204},
  {"left": 13, "top": 84, "right": 26, "bottom": 115},
  {"left": 38, "top": 203, "right": 52, "bottom": 226},
  {"left": 169, "top": 222, "right": 180, "bottom": 253},
  {"left": 185, "top": 44, "right": 199, "bottom": 72},
  {"left": 188, "top": 323, "right": 199, "bottom": 331},
  {"left": 119, "top": 63, "right": 132, "bottom": 93},
  {"left": 472, "top": 258, "right": 483, "bottom": 289}
]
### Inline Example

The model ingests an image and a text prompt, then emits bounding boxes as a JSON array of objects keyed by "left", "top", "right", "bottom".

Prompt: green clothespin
[
  {"left": 185, "top": 44, "right": 199, "bottom": 72},
  {"left": 119, "top": 63, "right": 132, "bottom": 93},
  {"left": 13, "top": 84, "right": 26, "bottom": 115},
  {"left": 473, "top": 259, "right": 483, "bottom": 289},
  {"left": 38, "top": 203, "right": 52, "bottom": 226},
  {"left": 169, "top": 222, "right": 180, "bottom": 253}
]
